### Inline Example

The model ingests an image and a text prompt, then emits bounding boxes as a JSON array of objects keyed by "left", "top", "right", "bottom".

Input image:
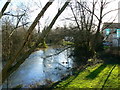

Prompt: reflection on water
[{"left": 3, "top": 47, "right": 73, "bottom": 88}]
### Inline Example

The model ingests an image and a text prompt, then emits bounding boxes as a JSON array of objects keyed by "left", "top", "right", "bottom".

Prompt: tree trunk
[
  {"left": 1, "top": 0, "right": 71, "bottom": 84},
  {"left": 1, "top": 1, "right": 54, "bottom": 84}
]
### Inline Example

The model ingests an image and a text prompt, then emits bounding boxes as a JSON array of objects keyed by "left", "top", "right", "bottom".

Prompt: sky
[{"left": 0, "top": 0, "right": 120, "bottom": 30}]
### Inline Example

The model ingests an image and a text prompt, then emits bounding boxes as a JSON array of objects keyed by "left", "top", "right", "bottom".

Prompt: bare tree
[
  {"left": 70, "top": 0, "right": 118, "bottom": 52},
  {"left": 1, "top": 0, "right": 54, "bottom": 84},
  {"left": 1, "top": 0, "right": 71, "bottom": 84}
]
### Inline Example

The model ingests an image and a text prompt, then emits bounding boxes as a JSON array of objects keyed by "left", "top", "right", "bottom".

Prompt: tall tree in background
[
  {"left": 67, "top": 0, "right": 116, "bottom": 66},
  {"left": 77, "top": 0, "right": 117, "bottom": 52}
]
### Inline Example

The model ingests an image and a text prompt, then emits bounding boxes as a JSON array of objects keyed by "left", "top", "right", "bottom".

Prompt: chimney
[{"left": 118, "top": 1, "right": 120, "bottom": 23}]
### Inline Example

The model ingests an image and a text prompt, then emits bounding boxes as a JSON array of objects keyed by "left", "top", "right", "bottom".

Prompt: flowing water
[{"left": 3, "top": 47, "right": 73, "bottom": 88}]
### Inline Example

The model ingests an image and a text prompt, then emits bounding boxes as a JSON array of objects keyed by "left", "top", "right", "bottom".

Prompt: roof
[{"left": 102, "top": 23, "right": 120, "bottom": 29}]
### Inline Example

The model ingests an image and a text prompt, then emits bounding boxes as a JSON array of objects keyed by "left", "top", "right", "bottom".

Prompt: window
[
  {"left": 117, "top": 29, "right": 120, "bottom": 38},
  {"left": 105, "top": 29, "right": 110, "bottom": 35}
]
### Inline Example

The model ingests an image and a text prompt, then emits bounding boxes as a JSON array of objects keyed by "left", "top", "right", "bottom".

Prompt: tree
[
  {"left": 1, "top": 0, "right": 71, "bottom": 84},
  {"left": 1, "top": 0, "right": 54, "bottom": 84},
  {"left": 64, "top": 0, "right": 116, "bottom": 66},
  {"left": 76, "top": 0, "right": 117, "bottom": 51}
]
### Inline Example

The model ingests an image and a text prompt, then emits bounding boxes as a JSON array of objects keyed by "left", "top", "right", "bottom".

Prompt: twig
[{"left": 42, "top": 46, "right": 73, "bottom": 59}]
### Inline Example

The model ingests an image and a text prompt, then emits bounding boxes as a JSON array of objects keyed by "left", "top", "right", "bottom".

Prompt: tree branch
[
  {"left": 1, "top": 0, "right": 54, "bottom": 83},
  {"left": 0, "top": 0, "right": 11, "bottom": 19}
]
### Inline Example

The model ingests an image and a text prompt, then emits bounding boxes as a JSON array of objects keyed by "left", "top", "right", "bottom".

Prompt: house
[{"left": 102, "top": 23, "right": 120, "bottom": 47}]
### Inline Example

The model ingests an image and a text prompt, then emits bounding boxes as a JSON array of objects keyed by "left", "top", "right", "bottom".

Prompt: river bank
[
  {"left": 49, "top": 51, "right": 120, "bottom": 89},
  {"left": 2, "top": 47, "right": 73, "bottom": 88},
  {"left": 51, "top": 62, "right": 119, "bottom": 89}
]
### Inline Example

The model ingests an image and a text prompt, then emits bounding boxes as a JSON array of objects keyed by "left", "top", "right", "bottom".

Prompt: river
[{"left": 2, "top": 47, "right": 73, "bottom": 88}]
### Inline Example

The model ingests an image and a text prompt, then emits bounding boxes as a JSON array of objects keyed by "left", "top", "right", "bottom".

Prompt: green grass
[
  {"left": 103, "top": 46, "right": 110, "bottom": 49},
  {"left": 62, "top": 40, "right": 74, "bottom": 45},
  {"left": 53, "top": 63, "right": 119, "bottom": 89}
]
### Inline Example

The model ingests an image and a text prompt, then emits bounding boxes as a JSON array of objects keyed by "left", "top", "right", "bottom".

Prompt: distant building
[
  {"left": 64, "top": 36, "right": 73, "bottom": 42},
  {"left": 102, "top": 1, "right": 120, "bottom": 47},
  {"left": 102, "top": 23, "right": 120, "bottom": 47}
]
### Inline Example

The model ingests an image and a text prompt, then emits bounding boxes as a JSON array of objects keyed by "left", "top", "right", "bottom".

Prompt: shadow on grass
[
  {"left": 101, "top": 64, "right": 116, "bottom": 89},
  {"left": 51, "top": 70, "right": 80, "bottom": 89},
  {"left": 86, "top": 64, "right": 107, "bottom": 79},
  {"left": 51, "top": 65, "right": 88, "bottom": 89}
]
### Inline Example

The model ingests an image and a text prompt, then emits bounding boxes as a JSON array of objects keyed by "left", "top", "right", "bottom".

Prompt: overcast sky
[{"left": 0, "top": 0, "right": 120, "bottom": 29}]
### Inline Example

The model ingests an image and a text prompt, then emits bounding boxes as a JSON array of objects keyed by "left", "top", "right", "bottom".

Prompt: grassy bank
[{"left": 53, "top": 63, "right": 119, "bottom": 89}]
